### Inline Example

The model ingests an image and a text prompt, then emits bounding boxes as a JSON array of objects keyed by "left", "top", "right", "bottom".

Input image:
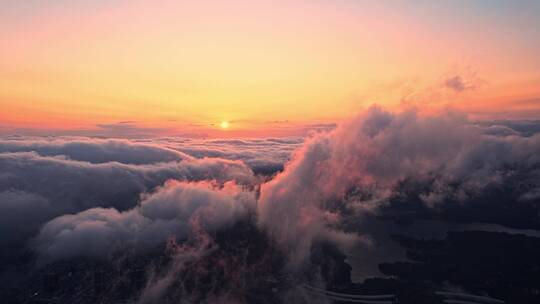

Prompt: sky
[{"left": 1, "top": 0, "right": 539, "bottom": 137}]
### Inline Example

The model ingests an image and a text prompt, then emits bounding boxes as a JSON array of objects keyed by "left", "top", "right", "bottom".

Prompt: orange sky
[{"left": 1, "top": 0, "right": 539, "bottom": 137}]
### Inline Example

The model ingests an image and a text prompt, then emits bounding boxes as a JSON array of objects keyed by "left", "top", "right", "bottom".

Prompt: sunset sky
[
  {"left": 1, "top": 0, "right": 539, "bottom": 137},
  {"left": 2, "top": 2, "right": 540, "bottom": 301}
]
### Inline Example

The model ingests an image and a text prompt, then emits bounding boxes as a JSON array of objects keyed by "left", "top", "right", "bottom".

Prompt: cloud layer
[
  {"left": 1, "top": 107, "right": 539, "bottom": 290},
  {"left": 34, "top": 181, "right": 255, "bottom": 262},
  {"left": 0, "top": 139, "right": 264, "bottom": 263}
]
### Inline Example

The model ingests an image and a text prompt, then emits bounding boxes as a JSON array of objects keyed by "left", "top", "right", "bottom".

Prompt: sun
[{"left": 220, "top": 121, "right": 229, "bottom": 129}]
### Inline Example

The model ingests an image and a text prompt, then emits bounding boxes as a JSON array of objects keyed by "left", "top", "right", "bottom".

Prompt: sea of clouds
[{"left": 1, "top": 106, "right": 540, "bottom": 301}]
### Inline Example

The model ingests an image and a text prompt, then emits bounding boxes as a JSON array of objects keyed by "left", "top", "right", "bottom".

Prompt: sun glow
[
  {"left": 0, "top": 1, "right": 539, "bottom": 136},
  {"left": 220, "top": 121, "right": 229, "bottom": 129}
]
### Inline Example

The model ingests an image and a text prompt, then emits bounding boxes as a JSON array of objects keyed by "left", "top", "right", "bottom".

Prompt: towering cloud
[{"left": 258, "top": 106, "right": 540, "bottom": 265}]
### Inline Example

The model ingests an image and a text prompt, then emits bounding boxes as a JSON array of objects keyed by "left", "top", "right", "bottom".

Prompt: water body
[{"left": 345, "top": 219, "right": 540, "bottom": 283}]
